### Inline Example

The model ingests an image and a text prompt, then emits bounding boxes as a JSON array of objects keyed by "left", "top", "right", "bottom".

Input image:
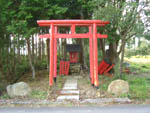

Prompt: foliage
[
  {"left": 0, "top": 0, "right": 70, "bottom": 88},
  {"left": 90, "top": 0, "right": 148, "bottom": 68},
  {"left": 100, "top": 0, "right": 145, "bottom": 39}
]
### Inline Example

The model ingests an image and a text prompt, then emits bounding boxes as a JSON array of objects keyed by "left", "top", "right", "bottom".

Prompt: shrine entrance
[{"left": 37, "top": 20, "right": 109, "bottom": 88}]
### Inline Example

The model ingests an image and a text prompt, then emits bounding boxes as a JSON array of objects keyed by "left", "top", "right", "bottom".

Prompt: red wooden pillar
[
  {"left": 71, "top": 24, "right": 75, "bottom": 34},
  {"left": 54, "top": 26, "right": 57, "bottom": 79},
  {"left": 53, "top": 26, "right": 57, "bottom": 83},
  {"left": 93, "top": 23, "right": 99, "bottom": 87},
  {"left": 89, "top": 25, "right": 94, "bottom": 85},
  {"left": 49, "top": 24, "right": 54, "bottom": 86}
]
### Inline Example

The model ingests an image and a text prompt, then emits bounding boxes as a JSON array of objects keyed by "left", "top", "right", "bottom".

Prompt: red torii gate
[{"left": 37, "top": 20, "right": 109, "bottom": 88}]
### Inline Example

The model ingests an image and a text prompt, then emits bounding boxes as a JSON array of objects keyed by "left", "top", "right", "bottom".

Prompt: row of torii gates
[{"left": 37, "top": 20, "right": 109, "bottom": 88}]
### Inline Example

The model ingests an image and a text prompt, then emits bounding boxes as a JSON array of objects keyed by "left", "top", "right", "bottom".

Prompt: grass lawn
[
  {"left": 125, "top": 56, "right": 150, "bottom": 73},
  {"left": 99, "top": 55, "right": 150, "bottom": 100},
  {"left": 99, "top": 74, "right": 150, "bottom": 100}
]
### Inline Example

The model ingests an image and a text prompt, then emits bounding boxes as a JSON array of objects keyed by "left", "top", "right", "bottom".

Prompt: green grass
[
  {"left": 130, "top": 63, "right": 150, "bottom": 73},
  {"left": 30, "top": 90, "right": 48, "bottom": 100},
  {"left": 132, "top": 55, "right": 150, "bottom": 59},
  {"left": 56, "top": 76, "right": 65, "bottom": 89},
  {"left": 126, "top": 77, "right": 150, "bottom": 100},
  {"left": 99, "top": 76, "right": 113, "bottom": 90},
  {"left": 125, "top": 55, "right": 150, "bottom": 73},
  {"left": 120, "top": 56, "right": 150, "bottom": 99},
  {"left": 99, "top": 55, "right": 150, "bottom": 100},
  {"left": 99, "top": 75, "right": 150, "bottom": 100},
  {"left": 29, "top": 76, "right": 65, "bottom": 100},
  {"left": 0, "top": 93, "right": 10, "bottom": 99}
]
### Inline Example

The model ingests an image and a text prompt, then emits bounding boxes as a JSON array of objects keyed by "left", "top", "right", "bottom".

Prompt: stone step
[
  {"left": 61, "top": 90, "right": 79, "bottom": 95},
  {"left": 63, "top": 86, "right": 77, "bottom": 90},
  {"left": 63, "top": 84, "right": 77, "bottom": 88},
  {"left": 57, "top": 95, "right": 79, "bottom": 101},
  {"left": 65, "top": 80, "right": 77, "bottom": 84},
  {"left": 64, "top": 83, "right": 77, "bottom": 86},
  {"left": 57, "top": 77, "right": 79, "bottom": 102}
]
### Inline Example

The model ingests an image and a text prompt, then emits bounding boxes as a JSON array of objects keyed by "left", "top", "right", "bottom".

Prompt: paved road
[{"left": 0, "top": 105, "right": 150, "bottom": 113}]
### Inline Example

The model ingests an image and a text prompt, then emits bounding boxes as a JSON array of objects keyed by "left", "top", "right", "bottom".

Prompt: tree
[
  {"left": 141, "top": 0, "right": 150, "bottom": 40},
  {"left": 5, "top": 0, "right": 68, "bottom": 79},
  {"left": 92, "top": 0, "right": 147, "bottom": 76}
]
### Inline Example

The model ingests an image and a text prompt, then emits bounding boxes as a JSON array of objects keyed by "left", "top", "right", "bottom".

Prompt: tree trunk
[
  {"left": 108, "top": 42, "right": 119, "bottom": 64},
  {"left": 58, "top": 39, "right": 61, "bottom": 59},
  {"left": 78, "top": 6, "right": 86, "bottom": 69},
  {"left": 27, "top": 38, "right": 35, "bottom": 79},
  {"left": 99, "top": 39, "right": 105, "bottom": 59},
  {"left": 32, "top": 35, "right": 34, "bottom": 59},
  {"left": 36, "top": 34, "right": 38, "bottom": 58},
  {"left": 77, "top": 39, "right": 85, "bottom": 69},
  {"left": 119, "top": 39, "right": 126, "bottom": 78},
  {"left": 46, "top": 39, "right": 50, "bottom": 70},
  {"left": 6, "top": 39, "right": 12, "bottom": 81},
  {"left": 42, "top": 39, "right": 45, "bottom": 58},
  {"left": 62, "top": 39, "right": 67, "bottom": 60},
  {"left": 17, "top": 37, "right": 21, "bottom": 61},
  {"left": 0, "top": 49, "right": 4, "bottom": 79},
  {"left": 39, "top": 38, "right": 42, "bottom": 60}
]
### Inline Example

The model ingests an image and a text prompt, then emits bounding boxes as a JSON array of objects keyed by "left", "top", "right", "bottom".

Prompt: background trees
[{"left": 0, "top": 0, "right": 93, "bottom": 88}]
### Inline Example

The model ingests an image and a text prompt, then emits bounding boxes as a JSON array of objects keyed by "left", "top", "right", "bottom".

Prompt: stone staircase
[{"left": 57, "top": 77, "right": 79, "bottom": 101}]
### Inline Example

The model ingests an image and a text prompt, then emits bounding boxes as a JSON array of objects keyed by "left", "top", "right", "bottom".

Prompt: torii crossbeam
[{"left": 37, "top": 20, "right": 109, "bottom": 88}]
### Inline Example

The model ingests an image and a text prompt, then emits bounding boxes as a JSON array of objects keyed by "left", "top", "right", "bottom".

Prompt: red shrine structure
[
  {"left": 37, "top": 20, "right": 109, "bottom": 88},
  {"left": 59, "top": 44, "right": 81, "bottom": 76},
  {"left": 66, "top": 44, "right": 81, "bottom": 63}
]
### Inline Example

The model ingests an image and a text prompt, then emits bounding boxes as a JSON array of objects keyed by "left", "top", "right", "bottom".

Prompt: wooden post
[
  {"left": 49, "top": 24, "right": 54, "bottom": 86},
  {"left": 54, "top": 26, "right": 57, "bottom": 82},
  {"left": 89, "top": 26, "right": 94, "bottom": 85},
  {"left": 71, "top": 24, "right": 75, "bottom": 34},
  {"left": 93, "top": 23, "right": 99, "bottom": 87}
]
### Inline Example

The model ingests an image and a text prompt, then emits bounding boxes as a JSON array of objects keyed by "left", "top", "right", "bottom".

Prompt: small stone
[
  {"left": 86, "top": 89, "right": 97, "bottom": 98},
  {"left": 96, "top": 91, "right": 101, "bottom": 97},
  {"left": 108, "top": 79, "right": 129, "bottom": 96}
]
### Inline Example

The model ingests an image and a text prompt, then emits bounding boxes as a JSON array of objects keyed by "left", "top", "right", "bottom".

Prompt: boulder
[
  {"left": 108, "top": 79, "right": 129, "bottom": 96},
  {"left": 6, "top": 82, "right": 31, "bottom": 97}
]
